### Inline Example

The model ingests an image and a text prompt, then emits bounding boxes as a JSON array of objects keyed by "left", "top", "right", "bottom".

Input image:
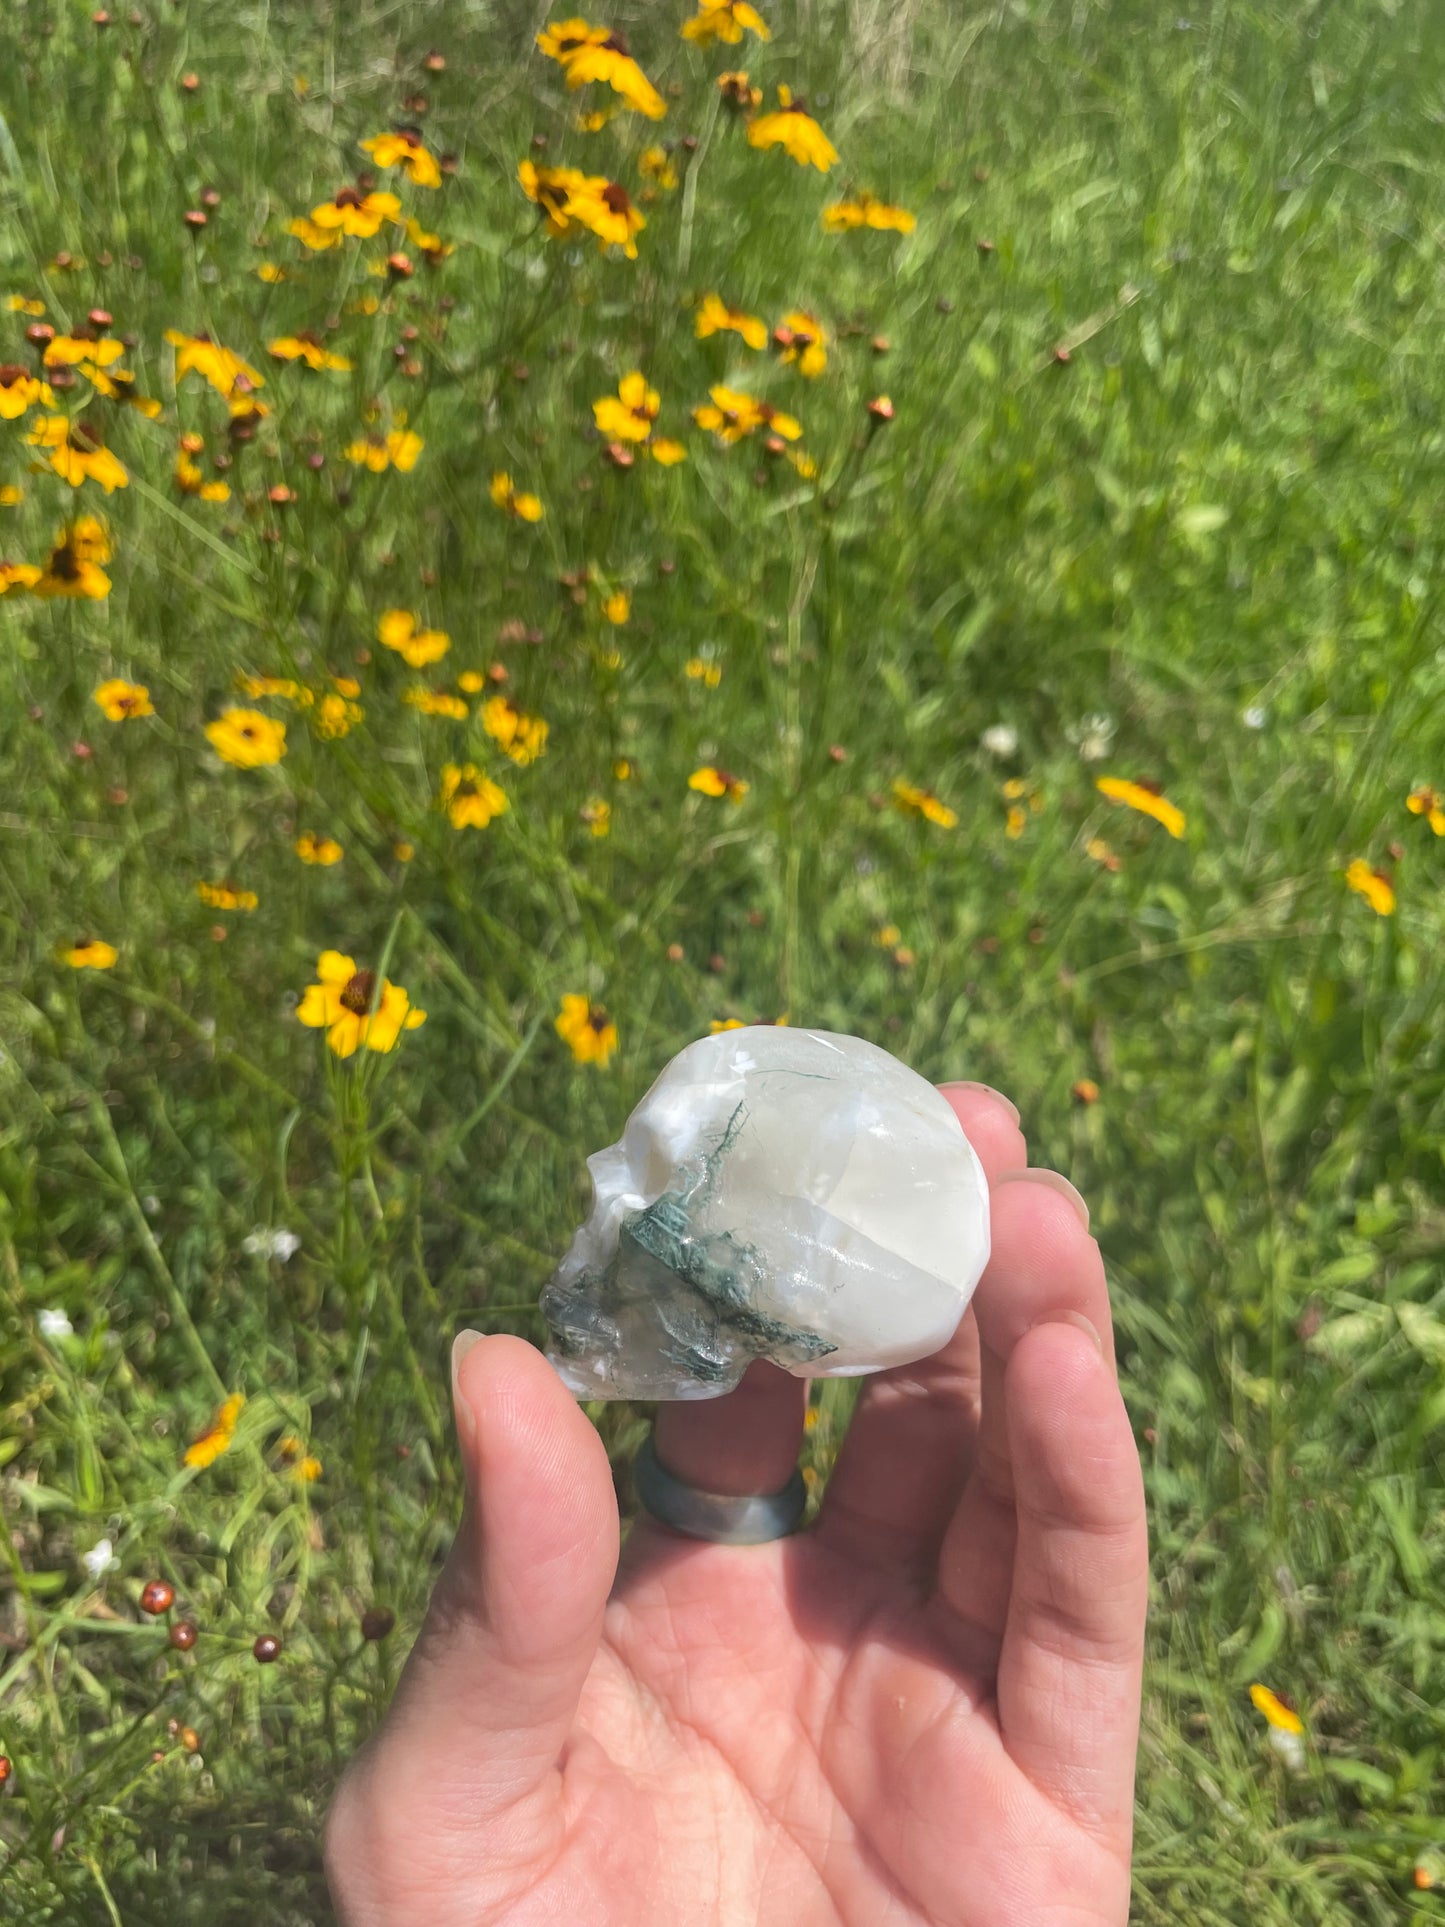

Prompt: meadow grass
[{"left": 2, "top": 0, "right": 1445, "bottom": 1918}]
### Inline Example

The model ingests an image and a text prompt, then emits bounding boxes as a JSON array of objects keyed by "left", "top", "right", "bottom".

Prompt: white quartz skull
[{"left": 542, "top": 1026, "right": 991, "bottom": 1401}]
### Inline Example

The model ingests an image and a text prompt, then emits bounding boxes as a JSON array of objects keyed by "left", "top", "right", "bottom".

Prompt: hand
[{"left": 325, "top": 1085, "right": 1148, "bottom": 1926}]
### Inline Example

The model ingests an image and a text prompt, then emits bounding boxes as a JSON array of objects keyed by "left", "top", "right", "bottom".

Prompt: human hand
[{"left": 325, "top": 1084, "right": 1148, "bottom": 1925}]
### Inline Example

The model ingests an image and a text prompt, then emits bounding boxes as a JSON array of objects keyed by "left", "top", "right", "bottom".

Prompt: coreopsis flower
[
  {"left": 31, "top": 516, "right": 111, "bottom": 598},
  {"left": 236, "top": 673, "right": 304, "bottom": 701},
  {"left": 1096, "top": 775, "right": 1186, "bottom": 839},
  {"left": 278, "top": 1435, "right": 323, "bottom": 1481},
  {"left": 312, "top": 692, "right": 363, "bottom": 739},
  {"left": 165, "top": 329, "right": 265, "bottom": 399},
  {"left": 602, "top": 590, "right": 630, "bottom": 624},
  {"left": 1072, "top": 1078, "right": 1101, "bottom": 1104},
  {"left": 196, "top": 881, "right": 258, "bottom": 910},
  {"left": 555, "top": 993, "right": 618, "bottom": 1067},
  {"left": 686, "top": 657, "right": 722, "bottom": 687},
  {"left": 1249, "top": 1684, "right": 1306, "bottom": 1773},
  {"left": 0, "top": 483, "right": 22, "bottom": 505},
  {"left": 378, "top": 608, "right": 450, "bottom": 667},
  {"left": 482, "top": 694, "right": 549, "bottom": 764},
  {"left": 439, "top": 762, "right": 509, "bottom": 829},
  {"left": 93, "top": 679, "right": 153, "bottom": 721},
  {"left": 893, "top": 778, "right": 957, "bottom": 828},
  {"left": 268, "top": 332, "right": 352, "bottom": 372},
  {"left": 490, "top": 471, "right": 544, "bottom": 521},
  {"left": 570, "top": 178, "right": 646, "bottom": 255},
  {"left": 1086, "top": 836, "right": 1121, "bottom": 872},
  {"left": 717, "top": 70, "right": 762, "bottom": 110},
  {"left": 6, "top": 294, "right": 45, "bottom": 315},
  {"left": 59, "top": 939, "right": 117, "bottom": 969},
  {"left": 556, "top": 30, "right": 666, "bottom": 119},
  {"left": 681, "top": 0, "right": 770, "bottom": 44},
  {"left": 580, "top": 797, "right": 611, "bottom": 836},
  {"left": 76, "top": 359, "right": 162, "bottom": 415},
  {"left": 695, "top": 291, "right": 767, "bottom": 350},
  {"left": 298, "top": 950, "right": 427, "bottom": 1057},
  {"left": 537, "top": 17, "right": 610, "bottom": 62},
  {"left": 205, "top": 708, "right": 287, "bottom": 768},
  {"left": 747, "top": 87, "right": 837, "bottom": 171},
  {"left": 1002, "top": 777, "right": 1043, "bottom": 839},
  {"left": 0, "top": 561, "right": 41, "bottom": 595},
  {"left": 295, "top": 832, "right": 344, "bottom": 865},
  {"left": 299, "top": 186, "right": 402, "bottom": 242},
  {"left": 693, "top": 384, "right": 801, "bottom": 444},
  {"left": 518, "top": 160, "right": 598, "bottom": 236},
  {"left": 774, "top": 310, "right": 827, "bottom": 378},
  {"left": 184, "top": 1392, "right": 246, "bottom": 1469},
  {"left": 175, "top": 436, "right": 231, "bottom": 502},
  {"left": 256, "top": 261, "right": 287, "bottom": 282},
  {"left": 689, "top": 764, "right": 749, "bottom": 803},
  {"left": 345, "top": 421, "right": 423, "bottom": 472},
  {"left": 43, "top": 334, "right": 124, "bottom": 371},
  {"left": 614, "top": 757, "right": 636, "bottom": 780},
  {"left": 710, "top": 1017, "right": 746, "bottom": 1032},
  {"left": 0, "top": 364, "right": 53, "bottom": 418},
  {"left": 1406, "top": 785, "right": 1445, "bottom": 835},
  {"left": 593, "top": 370, "right": 660, "bottom": 442},
  {"left": 403, "top": 687, "right": 468, "bottom": 719},
  {"left": 405, "top": 217, "right": 455, "bottom": 264},
  {"left": 27, "top": 415, "right": 128, "bottom": 492},
  {"left": 638, "top": 145, "right": 679, "bottom": 191},
  {"left": 649, "top": 437, "right": 686, "bottom": 464},
  {"left": 360, "top": 127, "right": 442, "bottom": 188},
  {"left": 1345, "top": 857, "right": 1395, "bottom": 916},
  {"left": 821, "top": 191, "right": 917, "bottom": 234}
]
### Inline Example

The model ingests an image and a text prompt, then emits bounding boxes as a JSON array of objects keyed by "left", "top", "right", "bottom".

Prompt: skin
[{"left": 326, "top": 1086, "right": 1148, "bottom": 1926}]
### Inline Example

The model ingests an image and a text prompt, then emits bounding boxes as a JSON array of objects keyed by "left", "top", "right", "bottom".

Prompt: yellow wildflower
[
  {"left": 774, "top": 309, "right": 827, "bottom": 378},
  {"left": 6, "top": 294, "right": 45, "bottom": 315},
  {"left": 439, "top": 762, "right": 509, "bottom": 829},
  {"left": 570, "top": 178, "right": 646, "bottom": 256},
  {"left": 689, "top": 765, "right": 749, "bottom": 803},
  {"left": 518, "top": 160, "right": 598, "bottom": 237},
  {"left": 196, "top": 882, "right": 258, "bottom": 911},
  {"left": 27, "top": 415, "right": 128, "bottom": 492},
  {"left": 893, "top": 779, "right": 957, "bottom": 828},
  {"left": 717, "top": 70, "right": 762, "bottom": 110},
  {"left": 822, "top": 191, "right": 917, "bottom": 235},
  {"left": 0, "top": 483, "right": 23, "bottom": 505},
  {"left": 747, "top": 86, "right": 837, "bottom": 171},
  {"left": 405, "top": 217, "right": 454, "bottom": 264},
  {"left": 59, "top": 939, "right": 117, "bottom": 970},
  {"left": 302, "top": 186, "right": 402, "bottom": 240},
  {"left": 580, "top": 797, "right": 611, "bottom": 836},
  {"left": 613, "top": 758, "right": 635, "bottom": 780},
  {"left": 256, "top": 262, "right": 287, "bottom": 283},
  {"left": 710, "top": 1017, "right": 747, "bottom": 1032},
  {"left": 93, "top": 679, "right": 153, "bottom": 721},
  {"left": 268, "top": 332, "right": 352, "bottom": 372},
  {"left": 345, "top": 423, "right": 423, "bottom": 472},
  {"left": 1249, "top": 1684, "right": 1305, "bottom": 1736},
  {"left": 555, "top": 992, "right": 619, "bottom": 1067},
  {"left": 557, "top": 31, "right": 666, "bottom": 119},
  {"left": 537, "top": 17, "right": 610, "bottom": 62},
  {"left": 31, "top": 517, "right": 111, "bottom": 599},
  {"left": 681, "top": 0, "right": 770, "bottom": 44},
  {"left": 686, "top": 657, "right": 722, "bottom": 687},
  {"left": 0, "top": 562, "right": 40, "bottom": 595},
  {"left": 360, "top": 128, "right": 442, "bottom": 188},
  {"left": 490, "top": 471, "right": 544, "bottom": 521},
  {"left": 184, "top": 1392, "right": 246, "bottom": 1469},
  {"left": 297, "top": 951, "right": 426, "bottom": 1058},
  {"left": 295, "top": 833, "right": 344, "bottom": 866},
  {"left": 482, "top": 694, "right": 549, "bottom": 765},
  {"left": 378, "top": 609, "right": 450, "bottom": 668},
  {"left": 1345, "top": 858, "right": 1395, "bottom": 917},
  {"left": 205, "top": 709, "right": 287, "bottom": 769},
  {"left": 695, "top": 292, "right": 767, "bottom": 351},
  {"left": 593, "top": 370, "right": 660, "bottom": 443},
  {"left": 43, "top": 335, "right": 124, "bottom": 370},
  {"left": 1096, "top": 775, "right": 1186, "bottom": 840},
  {"left": 649, "top": 437, "right": 687, "bottom": 465},
  {"left": 602, "top": 590, "right": 630, "bottom": 625},
  {"left": 175, "top": 439, "right": 231, "bottom": 502},
  {"left": 312, "top": 692, "right": 363, "bottom": 740},
  {"left": 403, "top": 687, "right": 469, "bottom": 719},
  {"left": 1406, "top": 785, "right": 1445, "bottom": 836},
  {"left": 0, "top": 364, "right": 54, "bottom": 418},
  {"left": 1086, "top": 836, "right": 1121, "bottom": 872},
  {"left": 693, "top": 384, "right": 801, "bottom": 443},
  {"left": 639, "top": 145, "right": 679, "bottom": 191},
  {"left": 165, "top": 329, "right": 265, "bottom": 399}
]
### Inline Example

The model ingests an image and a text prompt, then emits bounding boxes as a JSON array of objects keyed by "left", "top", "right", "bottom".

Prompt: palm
[{"left": 328, "top": 1089, "right": 1146, "bottom": 1927}]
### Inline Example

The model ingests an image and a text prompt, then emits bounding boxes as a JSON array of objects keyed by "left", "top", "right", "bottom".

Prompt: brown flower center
[
  {"left": 601, "top": 182, "right": 632, "bottom": 215},
  {"left": 0, "top": 365, "right": 26, "bottom": 387},
  {"left": 587, "top": 1005, "right": 610, "bottom": 1032},
  {"left": 340, "top": 970, "right": 377, "bottom": 1015},
  {"left": 334, "top": 187, "right": 365, "bottom": 209}
]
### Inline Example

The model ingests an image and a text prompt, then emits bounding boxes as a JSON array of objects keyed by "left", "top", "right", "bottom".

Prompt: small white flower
[
  {"left": 243, "top": 1227, "right": 301, "bottom": 1262},
  {"left": 980, "top": 724, "right": 1018, "bottom": 759},
  {"left": 82, "top": 1537, "right": 117, "bottom": 1580},
  {"left": 1242, "top": 705, "right": 1267, "bottom": 730},
  {"left": 1070, "top": 712, "right": 1116, "bottom": 762},
  {"left": 38, "top": 1309, "right": 73, "bottom": 1339}
]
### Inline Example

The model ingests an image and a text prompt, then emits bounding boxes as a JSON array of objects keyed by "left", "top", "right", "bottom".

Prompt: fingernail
[
  {"left": 451, "top": 1329, "right": 485, "bottom": 1454},
  {"left": 938, "top": 1080, "right": 1021, "bottom": 1127},
  {"left": 1034, "top": 1309, "right": 1103, "bottom": 1356},
  {"left": 994, "top": 1166, "right": 1090, "bottom": 1230}
]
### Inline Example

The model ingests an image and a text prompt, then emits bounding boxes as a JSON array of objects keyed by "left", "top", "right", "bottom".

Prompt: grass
[{"left": 2, "top": 0, "right": 1444, "bottom": 1918}]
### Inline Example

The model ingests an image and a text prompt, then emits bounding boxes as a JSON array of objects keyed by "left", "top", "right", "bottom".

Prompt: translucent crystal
[{"left": 542, "top": 1027, "right": 991, "bottom": 1401}]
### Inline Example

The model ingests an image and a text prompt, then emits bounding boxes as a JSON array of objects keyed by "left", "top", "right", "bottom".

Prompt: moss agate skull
[{"left": 542, "top": 1027, "right": 991, "bottom": 1401}]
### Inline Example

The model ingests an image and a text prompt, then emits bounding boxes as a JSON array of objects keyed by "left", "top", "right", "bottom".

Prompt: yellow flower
[
  {"left": 1249, "top": 1684, "right": 1305, "bottom": 1737},
  {"left": 0, "top": 483, "right": 23, "bottom": 506},
  {"left": 681, "top": 0, "right": 770, "bottom": 44},
  {"left": 393, "top": 841, "right": 415, "bottom": 862},
  {"left": 710, "top": 1017, "right": 747, "bottom": 1032},
  {"left": 559, "top": 32, "right": 666, "bottom": 119},
  {"left": 717, "top": 70, "right": 762, "bottom": 110},
  {"left": 0, "top": 562, "right": 40, "bottom": 595},
  {"left": 695, "top": 292, "right": 768, "bottom": 351},
  {"left": 555, "top": 992, "right": 619, "bottom": 1067},
  {"left": 893, "top": 778, "right": 957, "bottom": 828},
  {"left": 537, "top": 17, "right": 610, "bottom": 63},
  {"left": 1405, "top": 785, "right": 1445, "bottom": 836},
  {"left": 268, "top": 332, "right": 352, "bottom": 372},
  {"left": 613, "top": 757, "right": 635, "bottom": 780},
  {"left": 403, "top": 687, "right": 469, "bottom": 719},
  {"left": 580, "top": 797, "right": 611, "bottom": 836},
  {"left": 184, "top": 1392, "right": 246, "bottom": 1469},
  {"left": 59, "top": 939, "right": 117, "bottom": 970},
  {"left": 93, "top": 678, "right": 153, "bottom": 721},
  {"left": 236, "top": 673, "right": 302, "bottom": 701},
  {"left": 1096, "top": 775, "right": 1186, "bottom": 840},
  {"left": 747, "top": 87, "right": 837, "bottom": 171},
  {"left": 196, "top": 881, "right": 258, "bottom": 911},
  {"left": 689, "top": 764, "right": 749, "bottom": 803},
  {"left": 378, "top": 608, "right": 450, "bottom": 667},
  {"left": 346, "top": 423, "right": 424, "bottom": 472},
  {"left": 405, "top": 217, "right": 454, "bottom": 264},
  {"left": 571, "top": 178, "right": 646, "bottom": 256},
  {"left": 518, "top": 160, "right": 597, "bottom": 236},
  {"left": 0, "top": 364, "right": 54, "bottom": 418},
  {"left": 311, "top": 692, "right": 363, "bottom": 740},
  {"left": 774, "top": 309, "right": 827, "bottom": 378},
  {"left": 686, "top": 657, "right": 722, "bottom": 687},
  {"left": 602, "top": 590, "right": 630, "bottom": 625},
  {"left": 297, "top": 950, "right": 427, "bottom": 1058},
  {"left": 490, "top": 471, "right": 544, "bottom": 521},
  {"left": 649, "top": 437, "right": 687, "bottom": 465},
  {"left": 205, "top": 708, "right": 287, "bottom": 769},
  {"left": 256, "top": 262, "right": 288, "bottom": 283},
  {"left": 295, "top": 832, "right": 344, "bottom": 865},
  {"left": 457, "top": 671, "right": 486, "bottom": 694},
  {"left": 1086, "top": 836, "right": 1121, "bottom": 872},
  {"left": 31, "top": 518, "right": 111, "bottom": 599},
  {"left": 639, "top": 145, "right": 679, "bottom": 191},
  {"left": 593, "top": 370, "right": 660, "bottom": 443},
  {"left": 165, "top": 329, "right": 265, "bottom": 399},
  {"left": 692, "top": 384, "right": 802, "bottom": 444},
  {"left": 26, "top": 415, "right": 128, "bottom": 492},
  {"left": 6, "top": 294, "right": 45, "bottom": 315},
  {"left": 482, "top": 694, "right": 549, "bottom": 765},
  {"left": 288, "top": 215, "right": 341, "bottom": 251},
  {"left": 822, "top": 191, "right": 917, "bottom": 235},
  {"left": 303, "top": 186, "right": 402, "bottom": 240},
  {"left": 361, "top": 128, "right": 442, "bottom": 188},
  {"left": 175, "top": 441, "right": 231, "bottom": 502},
  {"left": 43, "top": 335, "right": 124, "bottom": 370},
  {"left": 439, "top": 763, "right": 509, "bottom": 829},
  {"left": 1345, "top": 857, "right": 1395, "bottom": 917}
]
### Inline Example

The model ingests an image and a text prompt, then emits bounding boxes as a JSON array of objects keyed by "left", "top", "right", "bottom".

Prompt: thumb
[{"left": 388, "top": 1331, "right": 620, "bottom": 1825}]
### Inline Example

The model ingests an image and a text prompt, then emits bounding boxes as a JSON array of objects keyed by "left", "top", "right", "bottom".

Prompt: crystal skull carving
[{"left": 541, "top": 1026, "right": 991, "bottom": 1401}]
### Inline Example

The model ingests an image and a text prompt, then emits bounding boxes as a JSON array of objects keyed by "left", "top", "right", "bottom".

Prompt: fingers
[
  {"left": 378, "top": 1333, "right": 620, "bottom": 1827},
  {"left": 934, "top": 1173, "right": 1115, "bottom": 1650},
  {"left": 814, "top": 1084, "right": 1027, "bottom": 1571},
  {"left": 995, "top": 1321, "right": 1148, "bottom": 1838},
  {"left": 651, "top": 1356, "right": 807, "bottom": 1499}
]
